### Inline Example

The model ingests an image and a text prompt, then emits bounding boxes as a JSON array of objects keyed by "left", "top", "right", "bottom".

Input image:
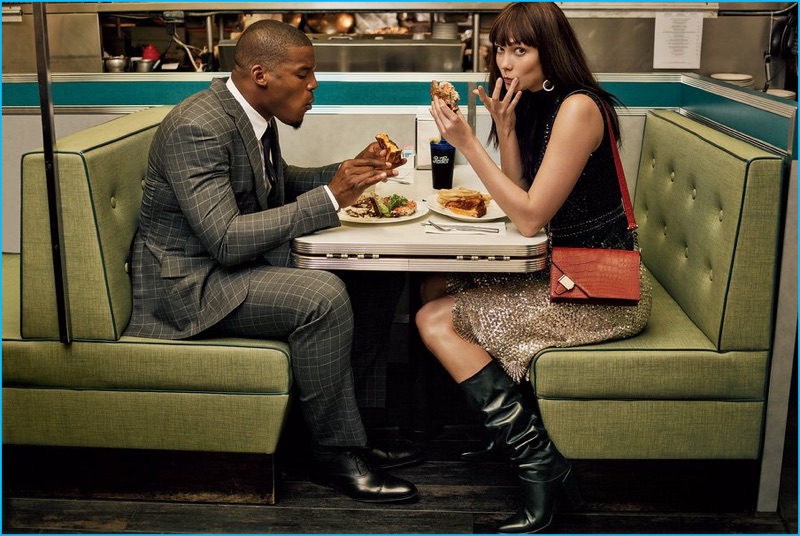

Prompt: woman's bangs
[{"left": 490, "top": 7, "right": 538, "bottom": 47}]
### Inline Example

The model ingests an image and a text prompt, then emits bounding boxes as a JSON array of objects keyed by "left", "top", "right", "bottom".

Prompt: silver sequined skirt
[{"left": 447, "top": 265, "right": 652, "bottom": 383}]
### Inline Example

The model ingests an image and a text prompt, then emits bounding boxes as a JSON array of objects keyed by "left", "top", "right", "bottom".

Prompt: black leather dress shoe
[
  {"left": 366, "top": 443, "right": 425, "bottom": 469},
  {"left": 314, "top": 449, "right": 418, "bottom": 503}
]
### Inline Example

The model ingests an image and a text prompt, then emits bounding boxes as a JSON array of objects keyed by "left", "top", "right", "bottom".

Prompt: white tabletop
[{"left": 291, "top": 165, "right": 548, "bottom": 272}]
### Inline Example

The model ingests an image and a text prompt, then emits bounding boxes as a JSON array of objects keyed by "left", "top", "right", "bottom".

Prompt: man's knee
[{"left": 305, "top": 270, "right": 351, "bottom": 320}]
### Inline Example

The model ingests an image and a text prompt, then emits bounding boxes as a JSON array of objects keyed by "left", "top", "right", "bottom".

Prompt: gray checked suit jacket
[{"left": 125, "top": 77, "right": 342, "bottom": 339}]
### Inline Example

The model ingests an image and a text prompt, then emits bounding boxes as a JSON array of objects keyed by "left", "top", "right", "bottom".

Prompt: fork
[{"left": 424, "top": 221, "right": 501, "bottom": 233}]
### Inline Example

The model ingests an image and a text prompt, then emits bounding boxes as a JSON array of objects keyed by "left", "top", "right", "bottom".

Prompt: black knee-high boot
[{"left": 459, "top": 361, "right": 584, "bottom": 533}]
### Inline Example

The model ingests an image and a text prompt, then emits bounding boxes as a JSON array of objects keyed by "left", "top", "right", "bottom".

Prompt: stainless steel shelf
[
  {"left": 25, "top": 3, "right": 510, "bottom": 14},
  {"left": 26, "top": 2, "right": 722, "bottom": 17}
]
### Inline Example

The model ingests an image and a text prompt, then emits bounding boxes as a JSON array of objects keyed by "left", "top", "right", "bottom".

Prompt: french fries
[{"left": 436, "top": 187, "right": 492, "bottom": 206}]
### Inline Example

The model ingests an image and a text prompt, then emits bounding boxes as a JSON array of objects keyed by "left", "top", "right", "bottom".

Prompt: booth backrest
[
  {"left": 634, "top": 110, "right": 784, "bottom": 351},
  {"left": 20, "top": 106, "right": 173, "bottom": 341}
]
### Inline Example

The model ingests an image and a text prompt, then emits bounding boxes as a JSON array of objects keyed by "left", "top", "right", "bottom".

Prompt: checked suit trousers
[{"left": 213, "top": 265, "right": 368, "bottom": 448}]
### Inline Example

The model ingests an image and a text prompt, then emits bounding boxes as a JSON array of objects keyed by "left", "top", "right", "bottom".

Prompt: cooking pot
[
  {"left": 305, "top": 13, "right": 354, "bottom": 35},
  {"left": 104, "top": 56, "right": 128, "bottom": 73}
]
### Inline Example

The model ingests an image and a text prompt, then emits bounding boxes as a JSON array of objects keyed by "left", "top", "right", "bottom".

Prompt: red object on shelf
[{"left": 141, "top": 44, "right": 160, "bottom": 61}]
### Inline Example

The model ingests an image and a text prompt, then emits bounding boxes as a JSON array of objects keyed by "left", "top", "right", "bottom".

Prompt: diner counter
[{"left": 291, "top": 164, "right": 548, "bottom": 272}]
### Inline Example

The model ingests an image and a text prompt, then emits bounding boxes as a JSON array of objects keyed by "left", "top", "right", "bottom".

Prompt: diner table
[
  {"left": 291, "top": 163, "right": 548, "bottom": 440},
  {"left": 291, "top": 164, "right": 548, "bottom": 271}
]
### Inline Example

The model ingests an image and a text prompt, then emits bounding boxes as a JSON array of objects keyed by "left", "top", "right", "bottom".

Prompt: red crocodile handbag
[
  {"left": 549, "top": 104, "right": 640, "bottom": 306},
  {"left": 549, "top": 247, "right": 640, "bottom": 305}
]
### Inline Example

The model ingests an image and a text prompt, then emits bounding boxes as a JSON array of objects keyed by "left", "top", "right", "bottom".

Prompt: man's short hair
[{"left": 234, "top": 19, "right": 312, "bottom": 72}]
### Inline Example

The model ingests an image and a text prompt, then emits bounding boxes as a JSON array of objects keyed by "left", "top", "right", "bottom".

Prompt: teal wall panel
[
  {"left": 601, "top": 82, "right": 681, "bottom": 109},
  {"left": 2, "top": 82, "right": 38, "bottom": 107},
  {"left": 2, "top": 81, "right": 213, "bottom": 107},
  {"left": 680, "top": 85, "right": 796, "bottom": 155},
  {"left": 317, "top": 81, "right": 469, "bottom": 106},
  {"left": 2, "top": 78, "right": 794, "bottom": 156},
  {"left": 2, "top": 80, "right": 678, "bottom": 108}
]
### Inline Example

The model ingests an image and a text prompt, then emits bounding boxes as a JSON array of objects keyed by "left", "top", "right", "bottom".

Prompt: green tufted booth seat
[
  {"left": 2, "top": 106, "right": 292, "bottom": 503},
  {"left": 531, "top": 110, "right": 785, "bottom": 460},
  {"left": 2, "top": 106, "right": 787, "bottom": 504}
]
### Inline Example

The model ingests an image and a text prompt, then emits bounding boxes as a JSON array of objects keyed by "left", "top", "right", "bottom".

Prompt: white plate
[
  {"left": 710, "top": 73, "right": 754, "bottom": 87},
  {"left": 767, "top": 88, "right": 796, "bottom": 99},
  {"left": 426, "top": 197, "right": 507, "bottom": 222},
  {"left": 339, "top": 203, "right": 429, "bottom": 224},
  {"left": 710, "top": 72, "right": 754, "bottom": 82}
]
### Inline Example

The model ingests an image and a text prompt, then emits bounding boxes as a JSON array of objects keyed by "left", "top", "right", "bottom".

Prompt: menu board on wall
[{"left": 653, "top": 11, "right": 704, "bottom": 69}]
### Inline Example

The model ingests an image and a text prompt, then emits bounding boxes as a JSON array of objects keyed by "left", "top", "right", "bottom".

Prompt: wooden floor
[
  {"left": 3, "top": 360, "right": 797, "bottom": 534},
  {"left": 3, "top": 421, "right": 796, "bottom": 534}
]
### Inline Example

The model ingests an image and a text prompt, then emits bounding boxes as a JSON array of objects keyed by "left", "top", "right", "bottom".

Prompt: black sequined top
[{"left": 525, "top": 89, "right": 633, "bottom": 250}]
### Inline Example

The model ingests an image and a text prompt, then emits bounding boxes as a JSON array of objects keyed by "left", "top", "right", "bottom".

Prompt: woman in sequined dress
[{"left": 418, "top": 3, "right": 652, "bottom": 533}]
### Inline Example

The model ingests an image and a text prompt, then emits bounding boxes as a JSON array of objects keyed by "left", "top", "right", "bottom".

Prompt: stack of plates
[
  {"left": 710, "top": 73, "right": 754, "bottom": 88},
  {"left": 432, "top": 22, "right": 458, "bottom": 39}
]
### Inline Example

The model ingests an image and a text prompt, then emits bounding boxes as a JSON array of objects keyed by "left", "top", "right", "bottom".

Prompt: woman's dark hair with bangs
[{"left": 486, "top": 2, "right": 622, "bottom": 148}]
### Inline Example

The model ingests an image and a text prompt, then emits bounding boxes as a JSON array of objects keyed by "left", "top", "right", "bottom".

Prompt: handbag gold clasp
[{"left": 558, "top": 274, "right": 575, "bottom": 291}]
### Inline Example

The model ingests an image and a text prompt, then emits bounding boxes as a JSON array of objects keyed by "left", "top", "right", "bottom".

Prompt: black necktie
[
  {"left": 261, "top": 127, "right": 276, "bottom": 184},
  {"left": 260, "top": 127, "right": 281, "bottom": 207}
]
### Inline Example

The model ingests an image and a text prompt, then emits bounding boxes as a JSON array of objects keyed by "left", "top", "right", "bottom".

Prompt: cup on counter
[
  {"left": 133, "top": 58, "right": 155, "bottom": 72},
  {"left": 430, "top": 138, "right": 456, "bottom": 190}
]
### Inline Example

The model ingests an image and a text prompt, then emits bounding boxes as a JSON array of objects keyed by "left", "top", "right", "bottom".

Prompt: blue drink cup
[{"left": 430, "top": 139, "right": 456, "bottom": 190}]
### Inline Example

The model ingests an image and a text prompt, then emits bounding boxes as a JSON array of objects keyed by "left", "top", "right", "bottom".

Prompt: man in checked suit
[{"left": 125, "top": 19, "right": 420, "bottom": 502}]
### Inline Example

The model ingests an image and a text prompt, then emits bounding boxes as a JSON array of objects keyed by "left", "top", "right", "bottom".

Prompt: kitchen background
[{"left": 2, "top": 2, "right": 797, "bottom": 92}]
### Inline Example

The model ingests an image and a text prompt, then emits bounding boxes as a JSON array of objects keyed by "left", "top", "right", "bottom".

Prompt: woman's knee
[{"left": 415, "top": 297, "right": 454, "bottom": 342}]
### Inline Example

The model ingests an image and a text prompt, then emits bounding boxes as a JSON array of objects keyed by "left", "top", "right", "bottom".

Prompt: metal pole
[
  {"left": 206, "top": 14, "right": 214, "bottom": 71},
  {"left": 33, "top": 3, "right": 71, "bottom": 344},
  {"left": 467, "top": 13, "right": 482, "bottom": 134},
  {"left": 757, "top": 161, "right": 798, "bottom": 512},
  {"left": 472, "top": 13, "right": 481, "bottom": 73}
]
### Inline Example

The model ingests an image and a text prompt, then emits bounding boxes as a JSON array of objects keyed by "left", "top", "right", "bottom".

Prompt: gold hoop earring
[{"left": 543, "top": 79, "right": 555, "bottom": 92}]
